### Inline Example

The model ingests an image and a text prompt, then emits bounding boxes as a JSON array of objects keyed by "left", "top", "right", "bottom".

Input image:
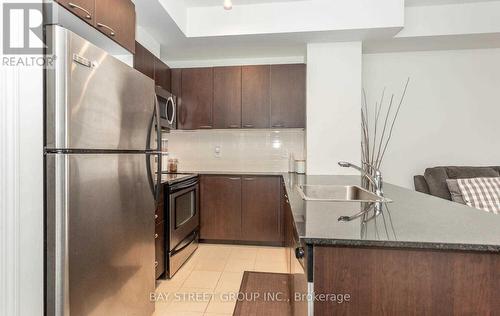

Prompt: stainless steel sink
[{"left": 296, "top": 184, "right": 392, "bottom": 203}]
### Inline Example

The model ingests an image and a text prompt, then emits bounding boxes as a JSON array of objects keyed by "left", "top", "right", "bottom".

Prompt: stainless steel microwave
[{"left": 155, "top": 86, "right": 177, "bottom": 129}]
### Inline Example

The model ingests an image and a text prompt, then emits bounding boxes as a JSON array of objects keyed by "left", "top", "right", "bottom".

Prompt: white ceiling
[
  {"left": 134, "top": 0, "right": 500, "bottom": 64},
  {"left": 406, "top": 0, "right": 500, "bottom": 6},
  {"left": 185, "top": 0, "right": 500, "bottom": 8},
  {"left": 185, "top": 0, "right": 306, "bottom": 7}
]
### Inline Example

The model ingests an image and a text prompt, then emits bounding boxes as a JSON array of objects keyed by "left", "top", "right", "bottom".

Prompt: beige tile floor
[{"left": 153, "top": 243, "right": 288, "bottom": 316}]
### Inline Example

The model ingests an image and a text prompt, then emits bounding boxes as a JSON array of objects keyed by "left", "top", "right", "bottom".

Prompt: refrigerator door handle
[
  {"left": 145, "top": 111, "right": 156, "bottom": 199},
  {"left": 154, "top": 95, "right": 162, "bottom": 202},
  {"left": 146, "top": 96, "right": 163, "bottom": 201}
]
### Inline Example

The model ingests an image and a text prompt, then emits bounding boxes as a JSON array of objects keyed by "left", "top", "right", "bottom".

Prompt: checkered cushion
[{"left": 456, "top": 177, "right": 500, "bottom": 214}]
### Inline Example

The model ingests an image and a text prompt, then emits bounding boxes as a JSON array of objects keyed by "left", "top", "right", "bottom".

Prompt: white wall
[
  {"left": 399, "top": 1, "right": 500, "bottom": 38},
  {"left": 136, "top": 25, "right": 161, "bottom": 58},
  {"left": 363, "top": 48, "right": 500, "bottom": 188},
  {"left": 306, "top": 42, "right": 362, "bottom": 175}
]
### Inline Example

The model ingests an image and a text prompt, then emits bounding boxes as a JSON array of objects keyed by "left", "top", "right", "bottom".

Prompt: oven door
[{"left": 169, "top": 180, "right": 199, "bottom": 250}]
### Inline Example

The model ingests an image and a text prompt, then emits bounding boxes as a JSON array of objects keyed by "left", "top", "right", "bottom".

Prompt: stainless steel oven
[{"left": 166, "top": 175, "right": 199, "bottom": 278}]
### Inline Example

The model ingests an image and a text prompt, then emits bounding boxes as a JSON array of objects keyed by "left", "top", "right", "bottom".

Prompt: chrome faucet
[{"left": 338, "top": 161, "right": 384, "bottom": 215}]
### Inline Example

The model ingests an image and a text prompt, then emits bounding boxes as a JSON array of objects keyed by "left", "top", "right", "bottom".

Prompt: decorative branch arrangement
[{"left": 361, "top": 78, "right": 410, "bottom": 182}]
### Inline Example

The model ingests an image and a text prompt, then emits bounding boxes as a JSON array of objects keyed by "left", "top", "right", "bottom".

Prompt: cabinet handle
[
  {"left": 68, "top": 2, "right": 92, "bottom": 19},
  {"left": 154, "top": 214, "right": 158, "bottom": 219},
  {"left": 154, "top": 261, "right": 158, "bottom": 267},
  {"left": 228, "top": 177, "right": 240, "bottom": 180},
  {"left": 243, "top": 124, "right": 254, "bottom": 128},
  {"left": 97, "top": 23, "right": 116, "bottom": 37},
  {"left": 154, "top": 233, "right": 159, "bottom": 239},
  {"left": 272, "top": 124, "right": 284, "bottom": 128},
  {"left": 295, "top": 247, "right": 305, "bottom": 259},
  {"left": 227, "top": 124, "right": 240, "bottom": 128},
  {"left": 199, "top": 125, "right": 212, "bottom": 129}
]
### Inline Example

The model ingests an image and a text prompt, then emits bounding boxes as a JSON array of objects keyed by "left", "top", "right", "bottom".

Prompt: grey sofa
[{"left": 414, "top": 166, "right": 500, "bottom": 200}]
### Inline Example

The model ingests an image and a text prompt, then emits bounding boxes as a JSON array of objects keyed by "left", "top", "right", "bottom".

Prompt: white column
[
  {"left": 0, "top": 1, "right": 44, "bottom": 315},
  {"left": 306, "top": 42, "right": 362, "bottom": 175}
]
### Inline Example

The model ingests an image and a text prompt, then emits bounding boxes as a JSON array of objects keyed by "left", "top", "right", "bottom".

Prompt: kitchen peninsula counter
[{"left": 281, "top": 173, "right": 500, "bottom": 253}]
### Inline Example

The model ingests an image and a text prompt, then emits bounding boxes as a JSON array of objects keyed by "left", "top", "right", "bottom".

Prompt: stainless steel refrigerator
[{"left": 44, "top": 25, "right": 161, "bottom": 316}]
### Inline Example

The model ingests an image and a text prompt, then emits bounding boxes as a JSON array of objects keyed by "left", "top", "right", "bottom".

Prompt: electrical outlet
[{"left": 214, "top": 145, "right": 221, "bottom": 158}]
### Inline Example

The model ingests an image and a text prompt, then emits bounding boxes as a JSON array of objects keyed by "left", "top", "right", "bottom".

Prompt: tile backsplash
[{"left": 162, "top": 129, "right": 305, "bottom": 172}]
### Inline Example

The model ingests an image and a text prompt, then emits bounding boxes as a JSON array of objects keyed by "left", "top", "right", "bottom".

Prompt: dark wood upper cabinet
[
  {"left": 200, "top": 176, "right": 242, "bottom": 240},
  {"left": 213, "top": 67, "right": 242, "bottom": 129},
  {"left": 171, "top": 69, "right": 182, "bottom": 96},
  {"left": 179, "top": 68, "right": 213, "bottom": 130},
  {"left": 95, "top": 0, "right": 136, "bottom": 53},
  {"left": 133, "top": 42, "right": 154, "bottom": 79},
  {"left": 134, "top": 43, "right": 171, "bottom": 92},
  {"left": 241, "top": 176, "right": 282, "bottom": 243},
  {"left": 270, "top": 64, "right": 306, "bottom": 128},
  {"left": 154, "top": 56, "right": 171, "bottom": 92},
  {"left": 242, "top": 65, "right": 271, "bottom": 129},
  {"left": 173, "top": 64, "right": 305, "bottom": 130},
  {"left": 55, "top": 0, "right": 95, "bottom": 25}
]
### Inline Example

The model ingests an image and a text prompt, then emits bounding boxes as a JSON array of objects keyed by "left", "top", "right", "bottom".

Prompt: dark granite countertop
[
  {"left": 174, "top": 170, "right": 500, "bottom": 252},
  {"left": 282, "top": 174, "right": 500, "bottom": 253}
]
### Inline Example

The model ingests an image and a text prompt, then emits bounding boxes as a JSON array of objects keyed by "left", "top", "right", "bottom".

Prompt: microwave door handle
[{"left": 167, "top": 96, "right": 176, "bottom": 125}]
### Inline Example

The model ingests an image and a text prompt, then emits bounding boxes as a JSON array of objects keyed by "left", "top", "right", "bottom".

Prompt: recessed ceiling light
[{"left": 224, "top": 0, "right": 233, "bottom": 10}]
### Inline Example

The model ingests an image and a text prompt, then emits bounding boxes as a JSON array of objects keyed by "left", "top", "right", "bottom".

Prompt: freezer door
[
  {"left": 46, "top": 153, "right": 155, "bottom": 316},
  {"left": 45, "top": 25, "right": 157, "bottom": 151}
]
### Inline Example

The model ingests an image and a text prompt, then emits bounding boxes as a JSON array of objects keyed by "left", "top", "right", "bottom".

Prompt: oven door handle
[
  {"left": 170, "top": 179, "right": 199, "bottom": 193},
  {"left": 171, "top": 231, "right": 198, "bottom": 256}
]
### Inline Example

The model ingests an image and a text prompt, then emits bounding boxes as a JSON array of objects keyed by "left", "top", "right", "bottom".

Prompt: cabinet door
[
  {"left": 155, "top": 221, "right": 165, "bottom": 279},
  {"left": 56, "top": 0, "right": 95, "bottom": 25},
  {"left": 241, "top": 65, "right": 270, "bottom": 129},
  {"left": 241, "top": 176, "right": 281, "bottom": 242},
  {"left": 179, "top": 68, "right": 213, "bottom": 129},
  {"left": 95, "top": 0, "right": 136, "bottom": 53},
  {"left": 213, "top": 67, "right": 242, "bottom": 129},
  {"left": 270, "top": 64, "right": 306, "bottom": 128},
  {"left": 171, "top": 69, "right": 182, "bottom": 96},
  {"left": 154, "top": 57, "right": 171, "bottom": 92},
  {"left": 283, "top": 181, "right": 292, "bottom": 273},
  {"left": 133, "top": 42, "right": 154, "bottom": 79},
  {"left": 200, "top": 176, "right": 242, "bottom": 240}
]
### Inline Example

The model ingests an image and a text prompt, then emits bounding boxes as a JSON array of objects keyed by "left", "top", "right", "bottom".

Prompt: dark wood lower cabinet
[
  {"left": 313, "top": 246, "right": 500, "bottom": 315},
  {"left": 154, "top": 221, "right": 164, "bottom": 279},
  {"left": 241, "top": 176, "right": 281, "bottom": 243},
  {"left": 200, "top": 176, "right": 242, "bottom": 240},
  {"left": 200, "top": 175, "right": 282, "bottom": 244}
]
